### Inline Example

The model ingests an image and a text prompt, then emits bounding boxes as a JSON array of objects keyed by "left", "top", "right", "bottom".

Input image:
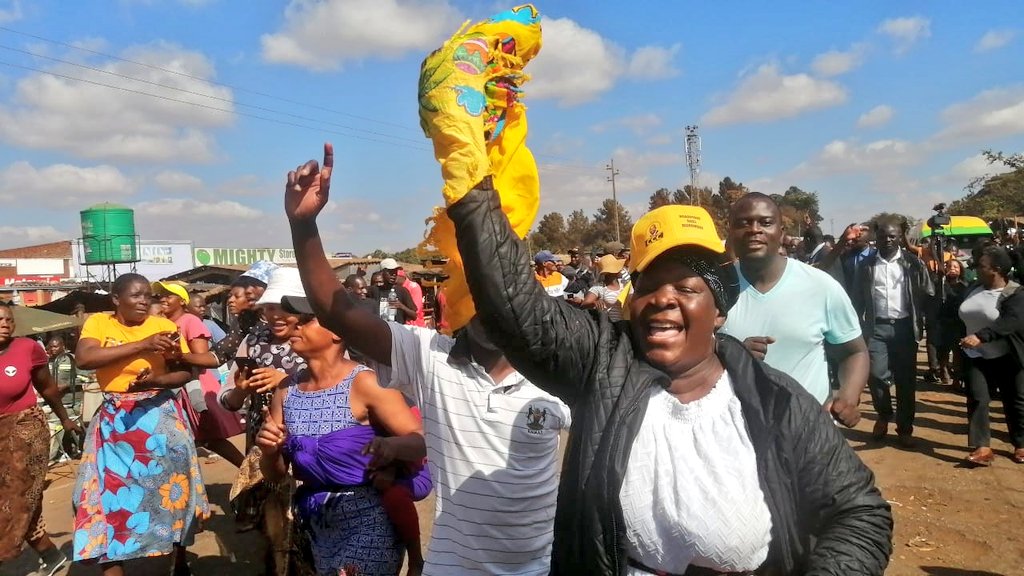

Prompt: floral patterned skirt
[
  {"left": 0, "top": 405, "right": 49, "bottom": 560},
  {"left": 72, "top": 390, "right": 211, "bottom": 563}
]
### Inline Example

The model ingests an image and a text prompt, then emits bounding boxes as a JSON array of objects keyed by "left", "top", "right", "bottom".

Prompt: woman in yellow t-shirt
[{"left": 71, "top": 273, "right": 210, "bottom": 576}]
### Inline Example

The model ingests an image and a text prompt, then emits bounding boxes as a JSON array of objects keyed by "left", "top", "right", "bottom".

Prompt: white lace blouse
[{"left": 620, "top": 371, "right": 773, "bottom": 575}]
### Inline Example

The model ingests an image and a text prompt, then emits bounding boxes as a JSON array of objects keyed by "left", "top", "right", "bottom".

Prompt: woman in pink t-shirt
[
  {"left": 154, "top": 282, "right": 245, "bottom": 467},
  {"left": 0, "top": 301, "right": 81, "bottom": 574}
]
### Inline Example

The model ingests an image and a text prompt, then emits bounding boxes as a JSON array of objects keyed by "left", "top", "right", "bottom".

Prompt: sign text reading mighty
[{"left": 193, "top": 248, "right": 296, "bottom": 267}]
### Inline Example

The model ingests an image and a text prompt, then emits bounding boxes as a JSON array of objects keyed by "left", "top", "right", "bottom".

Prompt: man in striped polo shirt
[{"left": 285, "top": 147, "right": 569, "bottom": 575}]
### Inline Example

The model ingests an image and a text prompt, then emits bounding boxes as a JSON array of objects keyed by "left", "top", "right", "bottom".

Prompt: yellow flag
[{"left": 418, "top": 5, "right": 542, "bottom": 331}]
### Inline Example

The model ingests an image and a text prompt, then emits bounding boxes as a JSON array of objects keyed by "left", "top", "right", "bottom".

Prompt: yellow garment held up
[{"left": 418, "top": 5, "right": 542, "bottom": 331}]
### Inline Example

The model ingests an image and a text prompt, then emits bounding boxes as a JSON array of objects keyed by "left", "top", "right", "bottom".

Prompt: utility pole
[
  {"left": 684, "top": 125, "right": 702, "bottom": 206},
  {"left": 606, "top": 159, "right": 621, "bottom": 243}
]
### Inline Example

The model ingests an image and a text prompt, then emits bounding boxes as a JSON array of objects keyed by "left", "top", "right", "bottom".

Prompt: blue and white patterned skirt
[{"left": 294, "top": 484, "right": 401, "bottom": 576}]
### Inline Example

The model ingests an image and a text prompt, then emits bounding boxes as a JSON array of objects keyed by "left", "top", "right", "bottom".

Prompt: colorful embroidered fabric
[{"left": 418, "top": 4, "right": 542, "bottom": 331}]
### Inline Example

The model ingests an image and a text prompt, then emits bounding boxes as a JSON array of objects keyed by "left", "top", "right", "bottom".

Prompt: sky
[{"left": 0, "top": 0, "right": 1022, "bottom": 254}]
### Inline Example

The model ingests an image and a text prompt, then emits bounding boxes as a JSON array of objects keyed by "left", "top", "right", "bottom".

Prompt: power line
[
  {"left": 0, "top": 59, "right": 434, "bottom": 152},
  {"left": 0, "top": 24, "right": 417, "bottom": 133},
  {"left": 0, "top": 43, "right": 429, "bottom": 147},
  {"left": 0, "top": 26, "right": 625, "bottom": 176}
]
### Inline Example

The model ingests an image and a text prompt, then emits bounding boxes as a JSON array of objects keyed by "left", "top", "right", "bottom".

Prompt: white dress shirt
[{"left": 871, "top": 248, "right": 910, "bottom": 320}]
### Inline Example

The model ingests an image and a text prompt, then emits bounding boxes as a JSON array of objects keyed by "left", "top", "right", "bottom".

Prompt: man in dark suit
[{"left": 853, "top": 216, "right": 934, "bottom": 446}]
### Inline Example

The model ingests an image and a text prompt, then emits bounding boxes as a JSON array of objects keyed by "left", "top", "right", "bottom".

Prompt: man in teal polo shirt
[{"left": 720, "top": 193, "right": 869, "bottom": 426}]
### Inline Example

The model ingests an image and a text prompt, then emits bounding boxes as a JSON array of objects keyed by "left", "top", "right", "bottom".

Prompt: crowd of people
[{"left": 1, "top": 142, "right": 1022, "bottom": 576}]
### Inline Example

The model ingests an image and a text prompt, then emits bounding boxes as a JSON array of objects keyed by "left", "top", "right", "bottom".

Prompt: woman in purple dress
[{"left": 258, "top": 297, "right": 427, "bottom": 576}]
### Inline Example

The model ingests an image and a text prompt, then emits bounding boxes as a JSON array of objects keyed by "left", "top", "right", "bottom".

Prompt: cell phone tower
[{"left": 684, "top": 125, "right": 701, "bottom": 206}]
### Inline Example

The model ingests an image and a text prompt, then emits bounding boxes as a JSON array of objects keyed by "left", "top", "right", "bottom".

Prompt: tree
[
  {"left": 648, "top": 188, "right": 672, "bottom": 211},
  {"left": 534, "top": 212, "right": 567, "bottom": 251},
  {"left": 564, "top": 209, "right": 591, "bottom": 250},
  {"left": 949, "top": 149, "right": 1024, "bottom": 220},
  {"left": 718, "top": 176, "right": 744, "bottom": 196},
  {"left": 671, "top": 188, "right": 690, "bottom": 204},
  {"left": 771, "top": 186, "right": 821, "bottom": 236},
  {"left": 588, "top": 198, "right": 633, "bottom": 245}
]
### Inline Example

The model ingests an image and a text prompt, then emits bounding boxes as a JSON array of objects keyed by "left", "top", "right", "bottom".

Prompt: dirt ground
[{"left": 3, "top": 350, "right": 1022, "bottom": 576}]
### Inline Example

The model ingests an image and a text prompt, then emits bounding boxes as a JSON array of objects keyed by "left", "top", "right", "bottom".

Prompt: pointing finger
[{"left": 323, "top": 142, "right": 334, "bottom": 170}]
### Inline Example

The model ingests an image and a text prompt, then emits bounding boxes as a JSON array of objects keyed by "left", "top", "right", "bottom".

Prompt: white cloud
[
  {"left": 935, "top": 86, "right": 1024, "bottom": 143},
  {"left": 702, "top": 63, "right": 847, "bottom": 126},
  {"left": 877, "top": 16, "right": 931, "bottom": 54},
  {"left": 153, "top": 170, "right": 203, "bottom": 193},
  {"left": 810, "top": 45, "right": 866, "bottom": 77},
  {"left": 0, "top": 0, "right": 22, "bottom": 23},
  {"left": 528, "top": 18, "right": 679, "bottom": 106},
  {"left": 795, "top": 139, "right": 923, "bottom": 176},
  {"left": 528, "top": 18, "right": 626, "bottom": 106},
  {"left": 0, "top": 226, "right": 65, "bottom": 248},
  {"left": 0, "top": 43, "right": 233, "bottom": 163},
  {"left": 261, "top": 0, "right": 463, "bottom": 71},
  {"left": 950, "top": 153, "right": 1016, "bottom": 182},
  {"left": 974, "top": 29, "right": 1016, "bottom": 53},
  {"left": 135, "top": 198, "right": 262, "bottom": 220},
  {"left": 592, "top": 113, "right": 662, "bottom": 135},
  {"left": 0, "top": 161, "right": 136, "bottom": 207},
  {"left": 537, "top": 162, "right": 648, "bottom": 216},
  {"left": 857, "top": 104, "right": 894, "bottom": 128},
  {"left": 626, "top": 44, "right": 681, "bottom": 80},
  {"left": 132, "top": 198, "right": 286, "bottom": 245},
  {"left": 610, "top": 146, "right": 679, "bottom": 172}
]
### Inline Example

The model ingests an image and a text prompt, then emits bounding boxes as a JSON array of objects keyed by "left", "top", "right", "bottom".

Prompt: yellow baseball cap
[
  {"left": 152, "top": 280, "right": 190, "bottom": 304},
  {"left": 629, "top": 205, "right": 725, "bottom": 273}
]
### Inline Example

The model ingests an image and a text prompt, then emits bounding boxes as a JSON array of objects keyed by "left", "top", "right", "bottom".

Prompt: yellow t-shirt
[{"left": 80, "top": 313, "right": 185, "bottom": 392}]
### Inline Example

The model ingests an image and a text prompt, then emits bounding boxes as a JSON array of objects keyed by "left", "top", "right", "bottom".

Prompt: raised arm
[
  {"left": 286, "top": 143, "right": 393, "bottom": 365},
  {"left": 448, "top": 179, "right": 601, "bottom": 405}
]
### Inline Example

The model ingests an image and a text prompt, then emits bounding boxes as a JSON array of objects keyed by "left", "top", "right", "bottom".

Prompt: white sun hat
[{"left": 256, "top": 267, "right": 307, "bottom": 305}]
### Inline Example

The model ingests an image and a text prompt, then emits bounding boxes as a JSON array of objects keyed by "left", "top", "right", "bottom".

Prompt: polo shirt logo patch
[
  {"left": 4, "top": 365, "right": 16, "bottom": 377},
  {"left": 526, "top": 405, "right": 548, "bottom": 434}
]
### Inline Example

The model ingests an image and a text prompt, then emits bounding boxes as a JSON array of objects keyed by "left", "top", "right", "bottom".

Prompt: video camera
[
  {"left": 927, "top": 203, "right": 952, "bottom": 303},
  {"left": 926, "top": 203, "right": 952, "bottom": 234}
]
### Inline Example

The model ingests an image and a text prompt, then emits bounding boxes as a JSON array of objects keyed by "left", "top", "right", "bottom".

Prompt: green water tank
[{"left": 80, "top": 203, "right": 139, "bottom": 264}]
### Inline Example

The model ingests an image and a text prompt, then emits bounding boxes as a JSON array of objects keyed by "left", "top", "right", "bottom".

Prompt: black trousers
[
  {"left": 965, "top": 353, "right": 1024, "bottom": 449},
  {"left": 867, "top": 317, "right": 918, "bottom": 434}
]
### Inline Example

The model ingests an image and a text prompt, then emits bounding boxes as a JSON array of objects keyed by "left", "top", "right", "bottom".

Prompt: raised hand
[{"left": 285, "top": 142, "right": 334, "bottom": 223}]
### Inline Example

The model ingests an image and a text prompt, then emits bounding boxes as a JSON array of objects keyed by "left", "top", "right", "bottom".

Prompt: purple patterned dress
[{"left": 283, "top": 365, "right": 402, "bottom": 576}]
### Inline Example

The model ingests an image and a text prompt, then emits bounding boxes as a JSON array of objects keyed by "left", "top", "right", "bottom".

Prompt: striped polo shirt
[{"left": 377, "top": 324, "right": 570, "bottom": 576}]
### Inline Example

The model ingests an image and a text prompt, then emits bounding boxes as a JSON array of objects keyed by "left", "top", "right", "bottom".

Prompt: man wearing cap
[
  {"left": 719, "top": 193, "right": 868, "bottom": 427},
  {"left": 368, "top": 258, "right": 417, "bottom": 324},
  {"left": 284, "top": 146, "right": 571, "bottom": 576},
  {"left": 534, "top": 250, "right": 568, "bottom": 297}
]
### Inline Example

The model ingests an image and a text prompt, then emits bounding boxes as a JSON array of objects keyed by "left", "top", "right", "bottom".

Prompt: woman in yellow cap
[{"left": 447, "top": 180, "right": 893, "bottom": 575}]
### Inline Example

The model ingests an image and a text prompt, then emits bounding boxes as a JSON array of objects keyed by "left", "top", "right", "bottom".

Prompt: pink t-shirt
[
  {"left": 174, "top": 313, "right": 219, "bottom": 392},
  {"left": 0, "top": 338, "right": 48, "bottom": 414},
  {"left": 403, "top": 278, "right": 426, "bottom": 327}
]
